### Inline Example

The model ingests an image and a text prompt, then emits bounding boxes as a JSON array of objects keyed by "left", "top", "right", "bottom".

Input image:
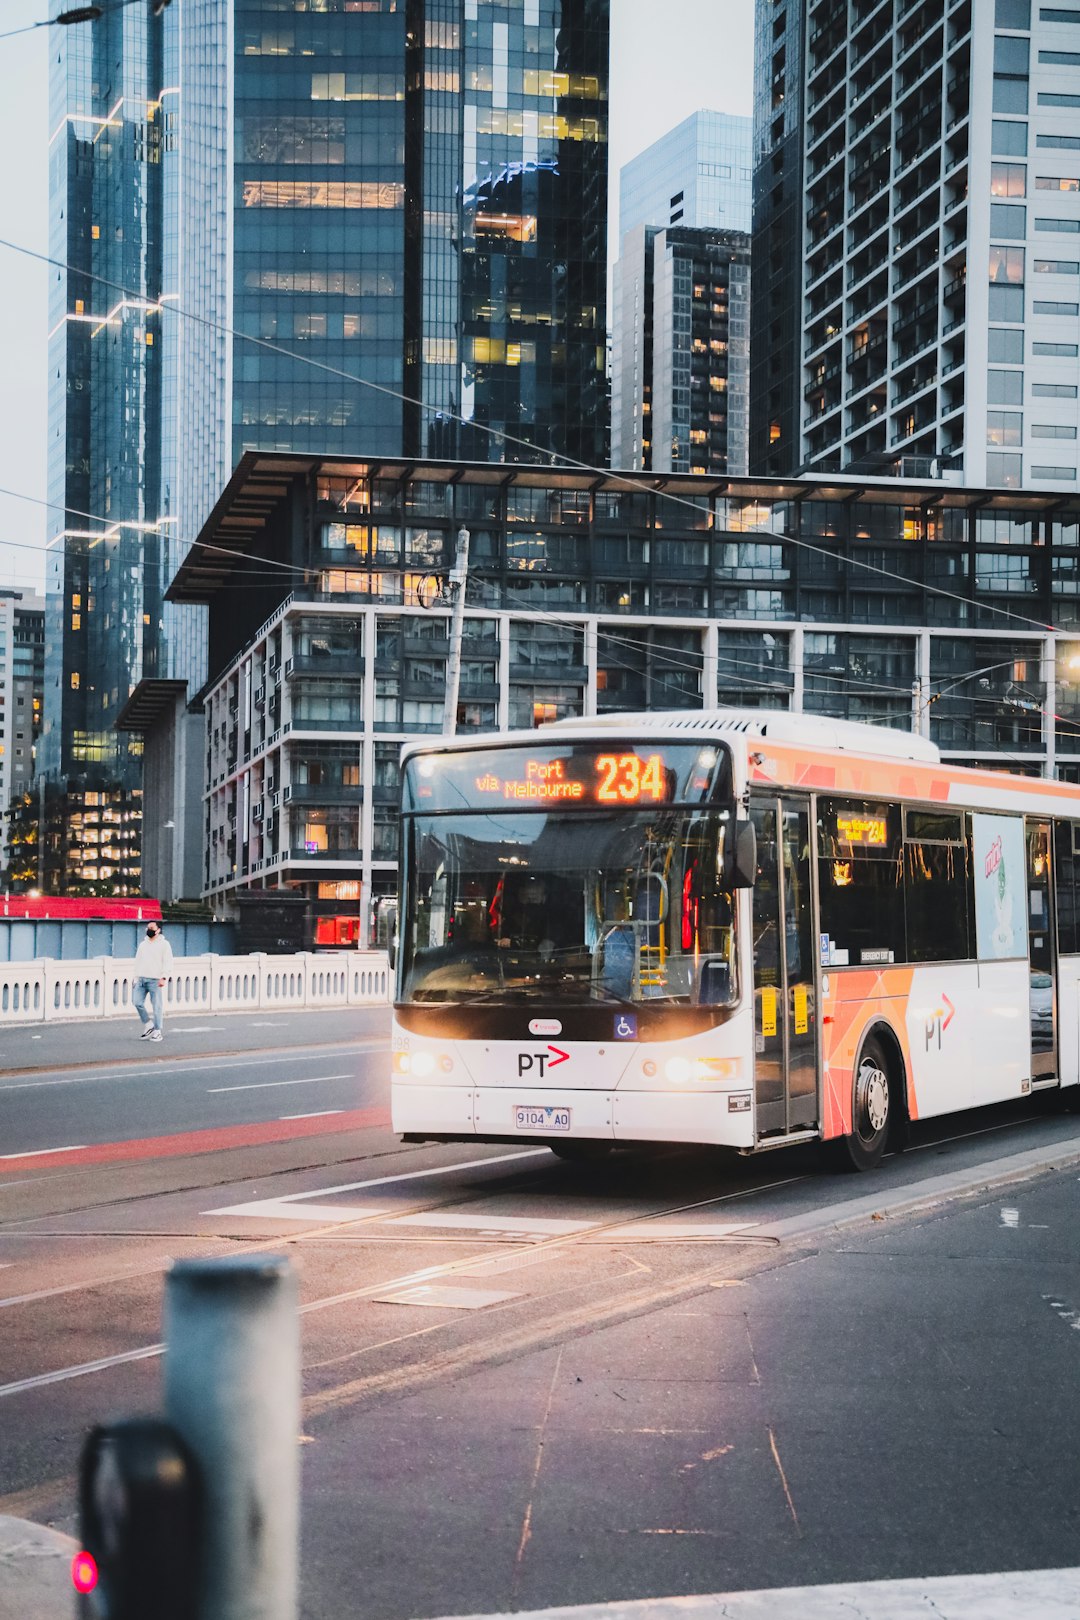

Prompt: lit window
[{"left": 71, "top": 673, "right": 80, "bottom": 689}]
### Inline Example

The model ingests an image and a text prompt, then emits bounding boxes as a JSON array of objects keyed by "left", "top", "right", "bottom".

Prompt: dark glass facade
[
  {"left": 184, "top": 0, "right": 610, "bottom": 534},
  {"left": 171, "top": 454, "right": 1080, "bottom": 936},
  {"left": 44, "top": 3, "right": 184, "bottom": 891}
]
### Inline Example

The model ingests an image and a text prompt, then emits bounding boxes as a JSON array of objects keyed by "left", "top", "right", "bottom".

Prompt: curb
[{"left": 0, "top": 1515, "right": 78, "bottom": 1620}]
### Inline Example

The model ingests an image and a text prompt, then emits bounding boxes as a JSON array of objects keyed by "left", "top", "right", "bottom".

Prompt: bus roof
[{"left": 546, "top": 707, "right": 942, "bottom": 764}]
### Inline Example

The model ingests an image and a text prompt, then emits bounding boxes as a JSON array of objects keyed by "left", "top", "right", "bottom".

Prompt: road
[{"left": 2, "top": 1007, "right": 1080, "bottom": 1617}]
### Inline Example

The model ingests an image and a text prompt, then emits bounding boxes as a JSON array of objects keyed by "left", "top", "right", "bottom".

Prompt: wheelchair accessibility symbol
[{"left": 614, "top": 1014, "right": 638, "bottom": 1040}]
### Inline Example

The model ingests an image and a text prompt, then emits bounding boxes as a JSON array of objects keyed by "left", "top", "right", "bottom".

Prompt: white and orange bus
[{"left": 391, "top": 709, "right": 1080, "bottom": 1170}]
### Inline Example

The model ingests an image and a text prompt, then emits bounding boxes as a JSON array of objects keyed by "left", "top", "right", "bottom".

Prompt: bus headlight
[
  {"left": 663, "top": 1056, "right": 742, "bottom": 1085},
  {"left": 394, "top": 1050, "right": 451, "bottom": 1077}
]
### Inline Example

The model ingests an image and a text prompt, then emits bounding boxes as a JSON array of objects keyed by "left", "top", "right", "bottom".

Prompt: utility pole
[{"left": 442, "top": 525, "right": 470, "bottom": 736}]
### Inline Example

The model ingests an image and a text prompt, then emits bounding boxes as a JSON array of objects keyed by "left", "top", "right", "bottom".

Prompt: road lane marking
[
  {"left": 205, "top": 1149, "right": 548, "bottom": 1216},
  {"left": 390, "top": 1212, "right": 597, "bottom": 1236},
  {"left": 208, "top": 1073, "right": 352, "bottom": 1094},
  {"left": 280, "top": 1110, "right": 343, "bottom": 1121},
  {"left": 0, "top": 1043, "right": 387, "bottom": 1091},
  {"left": 0, "top": 1144, "right": 87, "bottom": 1161},
  {"left": 0, "top": 1343, "right": 165, "bottom": 1399}
]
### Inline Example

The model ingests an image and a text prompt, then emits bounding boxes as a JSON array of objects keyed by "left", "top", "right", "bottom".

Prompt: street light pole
[{"left": 442, "top": 525, "right": 470, "bottom": 736}]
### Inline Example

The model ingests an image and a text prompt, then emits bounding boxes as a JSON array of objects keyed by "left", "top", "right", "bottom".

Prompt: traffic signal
[{"left": 74, "top": 1417, "right": 201, "bottom": 1619}]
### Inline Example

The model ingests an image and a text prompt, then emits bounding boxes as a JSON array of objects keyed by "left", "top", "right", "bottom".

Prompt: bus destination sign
[
  {"left": 403, "top": 742, "right": 729, "bottom": 813},
  {"left": 475, "top": 752, "right": 669, "bottom": 805}
]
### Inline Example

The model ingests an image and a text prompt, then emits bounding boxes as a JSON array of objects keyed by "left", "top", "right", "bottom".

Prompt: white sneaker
[
  {"left": 149, "top": 1030, "right": 163, "bottom": 1042},
  {"left": 140, "top": 1025, "right": 154, "bottom": 1039}
]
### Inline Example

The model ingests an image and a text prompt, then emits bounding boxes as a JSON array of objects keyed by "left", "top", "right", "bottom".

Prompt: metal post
[
  {"left": 442, "top": 525, "right": 470, "bottom": 736},
  {"left": 164, "top": 1255, "right": 300, "bottom": 1620}
]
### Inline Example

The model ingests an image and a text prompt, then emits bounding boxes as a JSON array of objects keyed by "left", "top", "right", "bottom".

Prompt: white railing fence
[{"left": 0, "top": 952, "right": 392, "bottom": 1025}]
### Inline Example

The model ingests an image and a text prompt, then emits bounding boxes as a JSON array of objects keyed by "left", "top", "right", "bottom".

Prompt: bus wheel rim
[{"left": 860, "top": 1062, "right": 889, "bottom": 1136}]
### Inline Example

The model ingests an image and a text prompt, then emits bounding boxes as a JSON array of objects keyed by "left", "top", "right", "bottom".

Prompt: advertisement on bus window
[{"left": 972, "top": 814, "right": 1026, "bottom": 960}]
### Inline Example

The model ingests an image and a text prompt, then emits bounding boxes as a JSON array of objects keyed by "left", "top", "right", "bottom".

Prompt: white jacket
[{"left": 133, "top": 934, "right": 174, "bottom": 980}]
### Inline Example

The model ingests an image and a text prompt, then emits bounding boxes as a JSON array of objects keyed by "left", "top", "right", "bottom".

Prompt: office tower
[
  {"left": 180, "top": 0, "right": 610, "bottom": 539},
  {"left": 752, "top": 0, "right": 1080, "bottom": 490},
  {"left": 46, "top": 0, "right": 610, "bottom": 894},
  {"left": 0, "top": 591, "right": 45, "bottom": 881},
  {"left": 612, "top": 113, "right": 752, "bottom": 474},
  {"left": 43, "top": 2, "right": 188, "bottom": 892},
  {"left": 619, "top": 110, "right": 753, "bottom": 239}
]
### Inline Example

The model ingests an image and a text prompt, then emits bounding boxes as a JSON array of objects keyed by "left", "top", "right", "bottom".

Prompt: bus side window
[{"left": 1055, "top": 821, "right": 1080, "bottom": 954}]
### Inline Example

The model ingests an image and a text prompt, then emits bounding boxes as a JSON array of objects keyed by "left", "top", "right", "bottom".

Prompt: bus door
[
  {"left": 1027, "top": 820, "right": 1056, "bottom": 1079},
  {"left": 750, "top": 797, "right": 818, "bottom": 1137}
]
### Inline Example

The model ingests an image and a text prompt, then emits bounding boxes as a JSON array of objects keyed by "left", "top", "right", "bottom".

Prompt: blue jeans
[{"left": 133, "top": 977, "right": 163, "bottom": 1032}]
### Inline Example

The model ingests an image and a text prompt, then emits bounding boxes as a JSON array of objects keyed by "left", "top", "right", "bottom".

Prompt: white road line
[
  {"left": 172, "top": 1027, "right": 214, "bottom": 1033},
  {"left": 208, "top": 1073, "right": 352, "bottom": 1094},
  {"left": 0, "top": 1343, "right": 165, "bottom": 1399},
  {"left": 0, "top": 1144, "right": 87, "bottom": 1161},
  {"left": 205, "top": 1148, "right": 548, "bottom": 1216},
  {"left": 390, "top": 1211, "right": 596, "bottom": 1236},
  {"left": 0, "top": 1044, "right": 386, "bottom": 1092},
  {"left": 280, "top": 1110, "right": 343, "bottom": 1121}
]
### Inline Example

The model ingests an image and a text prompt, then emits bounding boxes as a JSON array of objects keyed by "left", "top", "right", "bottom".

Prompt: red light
[{"left": 72, "top": 1550, "right": 99, "bottom": 1594}]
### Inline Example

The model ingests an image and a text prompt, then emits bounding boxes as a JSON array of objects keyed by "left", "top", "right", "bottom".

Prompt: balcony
[
  {"left": 282, "top": 784, "right": 364, "bottom": 805},
  {"left": 285, "top": 655, "right": 365, "bottom": 679}
]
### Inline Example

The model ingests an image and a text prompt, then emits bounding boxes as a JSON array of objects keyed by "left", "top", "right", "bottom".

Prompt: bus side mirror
[{"left": 727, "top": 820, "right": 757, "bottom": 889}]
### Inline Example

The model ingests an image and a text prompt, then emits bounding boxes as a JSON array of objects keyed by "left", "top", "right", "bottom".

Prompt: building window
[
  {"left": 988, "top": 369, "right": 1025, "bottom": 404},
  {"left": 1036, "top": 175, "right": 1080, "bottom": 191},
  {"left": 991, "top": 203, "right": 1027, "bottom": 238},
  {"left": 992, "top": 164, "right": 1027, "bottom": 196},
  {"left": 990, "top": 245, "right": 1026, "bottom": 282},
  {"left": 1034, "top": 260, "right": 1080, "bottom": 273},
  {"left": 987, "top": 411, "right": 1024, "bottom": 446},
  {"left": 989, "top": 328, "right": 1025, "bottom": 362},
  {"left": 993, "top": 120, "right": 1029, "bottom": 156},
  {"left": 997, "top": 0, "right": 1030, "bottom": 21},
  {"left": 1034, "top": 340, "right": 1079, "bottom": 355},
  {"left": 986, "top": 452, "right": 1024, "bottom": 487}
]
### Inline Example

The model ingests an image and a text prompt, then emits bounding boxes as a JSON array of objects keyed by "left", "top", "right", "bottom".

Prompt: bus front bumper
[{"left": 391, "top": 1082, "right": 757, "bottom": 1150}]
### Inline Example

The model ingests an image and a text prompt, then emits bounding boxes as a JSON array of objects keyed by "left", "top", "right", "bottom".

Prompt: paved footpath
[{"left": 460, "top": 1569, "right": 1080, "bottom": 1619}]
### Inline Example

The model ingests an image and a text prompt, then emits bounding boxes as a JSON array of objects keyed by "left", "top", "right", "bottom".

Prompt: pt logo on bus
[
  {"left": 925, "top": 992, "right": 956, "bottom": 1051},
  {"left": 518, "top": 1045, "right": 570, "bottom": 1078}
]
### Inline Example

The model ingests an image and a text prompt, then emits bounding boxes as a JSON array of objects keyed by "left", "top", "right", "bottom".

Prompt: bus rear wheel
[
  {"left": 549, "top": 1141, "right": 614, "bottom": 1164},
  {"left": 828, "top": 1034, "right": 893, "bottom": 1172}
]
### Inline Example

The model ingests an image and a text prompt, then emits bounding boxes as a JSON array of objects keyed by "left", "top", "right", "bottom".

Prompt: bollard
[{"left": 164, "top": 1256, "right": 300, "bottom": 1620}]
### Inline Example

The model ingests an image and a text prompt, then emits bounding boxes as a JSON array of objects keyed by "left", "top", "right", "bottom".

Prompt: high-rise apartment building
[
  {"left": 752, "top": 0, "right": 1080, "bottom": 490},
  {"left": 180, "top": 0, "right": 610, "bottom": 538},
  {"left": 612, "top": 112, "right": 752, "bottom": 474},
  {"left": 0, "top": 591, "right": 44, "bottom": 881},
  {"left": 612, "top": 225, "right": 751, "bottom": 473},
  {"left": 46, "top": 0, "right": 610, "bottom": 894}
]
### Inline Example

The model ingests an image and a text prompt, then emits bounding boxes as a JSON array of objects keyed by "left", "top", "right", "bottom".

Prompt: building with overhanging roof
[{"left": 168, "top": 451, "right": 1080, "bottom": 943}]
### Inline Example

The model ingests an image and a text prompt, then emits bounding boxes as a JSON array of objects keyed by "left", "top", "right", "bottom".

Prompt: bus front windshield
[{"left": 400, "top": 808, "right": 739, "bottom": 1007}]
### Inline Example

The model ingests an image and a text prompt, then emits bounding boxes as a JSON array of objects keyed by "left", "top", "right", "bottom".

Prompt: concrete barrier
[{"left": 0, "top": 951, "right": 391, "bottom": 1025}]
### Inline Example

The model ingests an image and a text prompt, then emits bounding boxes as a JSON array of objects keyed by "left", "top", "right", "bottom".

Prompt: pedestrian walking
[{"left": 132, "top": 920, "right": 174, "bottom": 1042}]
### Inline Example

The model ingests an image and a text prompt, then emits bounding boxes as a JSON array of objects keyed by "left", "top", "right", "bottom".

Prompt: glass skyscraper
[
  {"left": 181, "top": 0, "right": 610, "bottom": 538},
  {"left": 46, "top": 0, "right": 610, "bottom": 893},
  {"left": 43, "top": 1, "right": 186, "bottom": 890}
]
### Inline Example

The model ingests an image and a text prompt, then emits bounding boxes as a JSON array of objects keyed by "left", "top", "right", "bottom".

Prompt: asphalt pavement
[{"left": 2, "top": 1009, "right": 1080, "bottom": 1619}]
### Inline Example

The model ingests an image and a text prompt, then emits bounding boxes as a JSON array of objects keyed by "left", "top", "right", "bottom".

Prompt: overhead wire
[{"left": 0, "top": 231, "right": 1068, "bottom": 639}]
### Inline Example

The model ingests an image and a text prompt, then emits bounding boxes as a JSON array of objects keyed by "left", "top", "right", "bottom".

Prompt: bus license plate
[{"left": 514, "top": 1105, "right": 571, "bottom": 1133}]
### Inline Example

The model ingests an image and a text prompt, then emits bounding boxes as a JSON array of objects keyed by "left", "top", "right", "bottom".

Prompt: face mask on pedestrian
[{"left": 146, "top": 927, "right": 157, "bottom": 939}]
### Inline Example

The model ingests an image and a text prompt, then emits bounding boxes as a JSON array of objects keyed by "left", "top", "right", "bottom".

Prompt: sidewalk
[
  {"left": 440, "top": 1569, "right": 1080, "bottom": 1620},
  {"left": 0, "top": 1517, "right": 78, "bottom": 1620},
  {"left": 0, "top": 1003, "right": 389, "bottom": 1075}
]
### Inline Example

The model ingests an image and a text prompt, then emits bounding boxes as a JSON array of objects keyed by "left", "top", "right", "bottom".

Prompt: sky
[{"left": 0, "top": 0, "right": 755, "bottom": 596}]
